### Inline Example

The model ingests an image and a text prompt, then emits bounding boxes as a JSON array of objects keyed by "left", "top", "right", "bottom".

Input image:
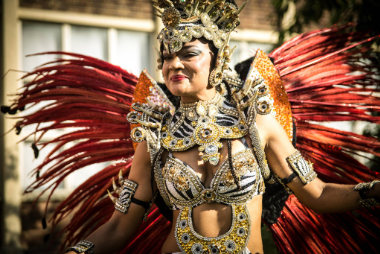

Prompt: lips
[{"left": 170, "top": 75, "right": 187, "bottom": 82}]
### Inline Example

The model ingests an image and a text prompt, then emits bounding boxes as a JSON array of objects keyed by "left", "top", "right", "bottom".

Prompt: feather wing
[{"left": 266, "top": 25, "right": 380, "bottom": 253}]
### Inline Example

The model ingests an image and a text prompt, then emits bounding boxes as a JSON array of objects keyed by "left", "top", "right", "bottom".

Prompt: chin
[{"left": 166, "top": 80, "right": 190, "bottom": 96}]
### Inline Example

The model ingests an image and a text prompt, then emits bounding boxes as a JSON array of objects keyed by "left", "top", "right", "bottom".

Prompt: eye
[
  {"left": 185, "top": 53, "right": 197, "bottom": 58},
  {"left": 163, "top": 55, "right": 172, "bottom": 61}
]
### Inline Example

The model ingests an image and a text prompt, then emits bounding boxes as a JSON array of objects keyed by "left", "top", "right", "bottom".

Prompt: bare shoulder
[{"left": 255, "top": 113, "right": 288, "bottom": 148}]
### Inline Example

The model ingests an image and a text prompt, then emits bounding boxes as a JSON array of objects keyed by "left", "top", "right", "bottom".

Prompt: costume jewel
[{"left": 161, "top": 92, "right": 249, "bottom": 165}]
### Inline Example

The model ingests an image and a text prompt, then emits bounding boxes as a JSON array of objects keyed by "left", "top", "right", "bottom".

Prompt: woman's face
[{"left": 162, "top": 39, "right": 216, "bottom": 102}]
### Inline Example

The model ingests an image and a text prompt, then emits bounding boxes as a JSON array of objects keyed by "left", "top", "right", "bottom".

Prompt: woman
[
  {"left": 65, "top": 35, "right": 380, "bottom": 253},
  {"left": 4, "top": 0, "right": 380, "bottom": 253}
]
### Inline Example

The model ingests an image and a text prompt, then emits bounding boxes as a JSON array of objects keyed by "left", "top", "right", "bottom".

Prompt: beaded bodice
[{"left": 161, "top": 149, "right": 265, "bottom": 210}]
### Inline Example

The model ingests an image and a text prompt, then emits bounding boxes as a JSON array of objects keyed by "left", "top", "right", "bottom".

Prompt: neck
[{"left": 180, "top": 89, "right": 217, "bottom": 103}]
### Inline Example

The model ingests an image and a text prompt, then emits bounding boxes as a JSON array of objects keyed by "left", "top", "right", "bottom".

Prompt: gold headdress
[{"left": 154, "top": 0, "right": 248, "bottom": 87}]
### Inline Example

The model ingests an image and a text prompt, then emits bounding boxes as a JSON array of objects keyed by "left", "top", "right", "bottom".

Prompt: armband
[
  {"left": 354, "top": 180, "right": 380, "bottom": 208},
  {"left": 65, "top": 240, "right": 94, "bottom": 254},
  {"left": 108, "top": 170, "right": 151, "bottom": 216},
  {"left": 115, "top": 179, "right": 138, "bottom": 213},
  {"left": 285, "top": 150, "right": 317, "bottom": 185}
]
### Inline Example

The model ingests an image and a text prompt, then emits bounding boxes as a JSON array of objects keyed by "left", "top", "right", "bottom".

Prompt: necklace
[{"left": 160, "top": 92, "right": 249, "bottom": 165}]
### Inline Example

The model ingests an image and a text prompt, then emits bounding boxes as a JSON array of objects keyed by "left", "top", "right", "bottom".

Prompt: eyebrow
[{"left": 163, "top": 45, "right": 199, "bottom": 55}]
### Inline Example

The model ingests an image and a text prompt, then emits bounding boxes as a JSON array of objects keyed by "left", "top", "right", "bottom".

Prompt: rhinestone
[
  {"left": 213, "top": 37, "right": 222, "bottom": 48},
  {"left": 224, "top": 240, "right": 236, "bottom": 251},
  {"left": 238, "top": 124, "right": 247, "bottom": 131},
  {"left": 181, "top": 233, "right": 190, "bottom": 243},
  {"left": 203, "top": 29, "right": 214, "bottom": 40},
  {"left": 199, "top": 117, "right": 209, "bottom": 124},
  {"left": 208, "top": 244, "right": 220, "bottom": 253},
  {"left": 191, "top": 26, "right": 204, "bottom": 38},
  {"left": 171, "top": 39, "right": 183, "bottom": 52},
  {"left": 205, "top": 145, "right": 217, "bottom": 154},
  {"left": 135, "top": 131, "right": 141, "bottom": 137},
  {"left": 184, "top": 137, "right": 191, "bottom": 145},
  {"left": 162, "top": 132, "right": 168, "bottom": 138},
  {"left": 224, "top": 128, "right": 232, "bottom": 135},
  {"left": 180, "top": 30, "right": 192, "bottom": 43},
  {"left": 225, "top": 21, "right": 234, "bottom": 30},
  {"left": 209, "top": 10, "right": 219, "bottom": 21},
  {"left": 169, "top": 139, "right": 177, "bottom": 147},
  {"left": 196, "top": 104, "right": 207, "bottom": 116},
  {"left": 179, "top": 219, "right": 187, "bottom": 229},
  {"left": 191, "top": 243, "right": 203, "bottom": 254},
  {"left": 237, "top": 227, "right": 246, "bottom": 237},
  {"left": 237, "top": 212, "right": 247, "bottom": 221},
  {"left": 209, "top": 23, "right": 218, "bottom": 31},
  {"left": 201, "top": 13, "right": 211, "bottom": 24},
  {"left": 209, "top": 156, "right": 219, "bottom": 165}
]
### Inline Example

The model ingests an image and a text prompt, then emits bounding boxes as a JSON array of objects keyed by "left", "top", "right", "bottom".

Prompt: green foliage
[{"left": 271, "top": 0, "right": 380, "bottom": 46}]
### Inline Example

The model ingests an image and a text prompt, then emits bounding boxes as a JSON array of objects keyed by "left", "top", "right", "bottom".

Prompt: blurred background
[{"left": 1, "top": 0, "right": 379, "bottom": 253}]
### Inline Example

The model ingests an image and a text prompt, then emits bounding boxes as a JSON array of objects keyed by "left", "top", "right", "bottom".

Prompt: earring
[{"left": 209, "top": 67, "right": 223, "bottom": 87}]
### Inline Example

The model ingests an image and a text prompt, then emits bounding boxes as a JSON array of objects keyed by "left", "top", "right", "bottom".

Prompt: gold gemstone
[
  {"left": 203, "top": 29, "right": 213, "bottom": 40},
  {"left": 209, "top": 10, "right": 219, "bottom": 20},
  {"left": 191, "top": 26, "right": 204, "bottom": 38},
  {"left": 180, "top": 31, "right": 192, "bottom": 42},
  {"left": 171, "top": 39, "right": 182, "bottom": 52},
  {"left": 209, "top": 23, "right": 218, "bottom": 31},
  {"left": 225, "top": 22, "right": 233, "bottom": 30}
]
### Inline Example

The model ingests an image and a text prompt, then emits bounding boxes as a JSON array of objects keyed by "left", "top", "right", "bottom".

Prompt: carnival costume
[{"left": 2, "top": 0, "right": 380, "bottom": 253}]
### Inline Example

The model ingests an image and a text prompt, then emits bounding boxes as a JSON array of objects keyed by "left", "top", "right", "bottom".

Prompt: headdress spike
[
  {"left": 205, "top": 0, "right": 224, "bottom": 14},
  {"left": 237, "top": 0, "right": 249, "bottom": 15},
  {"left": 216, "top": 10, "right": 234, "bottom": 25},
  {"left": 192, "top": 0, "right": 200, "bottom": 15},
  {"left": 153, "top": 5, "right": 164, "bottom": 14},
  {"left": 164, "top": 0, "right": 174, "bottom": 7}
]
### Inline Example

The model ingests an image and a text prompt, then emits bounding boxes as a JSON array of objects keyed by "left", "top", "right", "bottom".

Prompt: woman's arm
[
  {"left": 66, "top": 141, "right": 153, "bottom": 254},
  {"left": 257, "top": 113, "right": 380, "bottom": 214}
]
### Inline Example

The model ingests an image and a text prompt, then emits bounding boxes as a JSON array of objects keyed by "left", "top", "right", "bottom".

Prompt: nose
[{"left": 169, "top": 56, "right": 184, "bottom": 71}]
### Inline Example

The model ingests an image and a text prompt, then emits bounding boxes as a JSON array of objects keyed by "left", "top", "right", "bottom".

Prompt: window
[
  {"left": 22, "top": 21, "right": 61, "bottom": 72},
  {"left": 71, "top": 25, "right": 108, "bottom": 61}
]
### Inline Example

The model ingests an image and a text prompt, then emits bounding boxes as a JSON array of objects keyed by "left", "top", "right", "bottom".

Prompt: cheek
[
  {"left": 162, "top": 63, "right": 169, "bottom": 82},
  {"left": 190, "top": 58, "right": 212, "bottom": 83}
]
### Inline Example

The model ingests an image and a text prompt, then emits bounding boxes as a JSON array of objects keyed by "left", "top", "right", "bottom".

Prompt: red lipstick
[{"left": 170, "top": 75, "right": 187, "bottom": 82}]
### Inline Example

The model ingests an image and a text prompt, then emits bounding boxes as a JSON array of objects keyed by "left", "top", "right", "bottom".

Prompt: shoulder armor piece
[{"left": 127, "top": 70, "right": 175, "bottom": 161}]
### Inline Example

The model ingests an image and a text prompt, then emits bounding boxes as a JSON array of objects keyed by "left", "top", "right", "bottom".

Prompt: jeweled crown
[{"left": 154, "top": 0, "right": 246, "bottom": 53}]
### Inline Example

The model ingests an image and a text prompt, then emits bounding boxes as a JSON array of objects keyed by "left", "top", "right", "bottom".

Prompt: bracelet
[
  {"left": 65, "top": 240, "right": 95, "bottom": 254},
  {"left": 354, "top": 180, "right": 380, "bottom": 208}
]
